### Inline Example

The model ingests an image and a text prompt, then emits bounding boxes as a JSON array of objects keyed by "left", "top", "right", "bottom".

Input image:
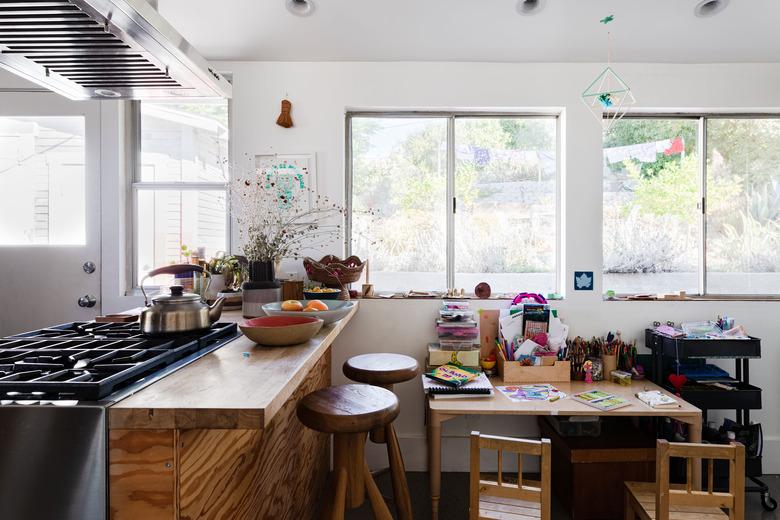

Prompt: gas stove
[{"left": 0, "top": 320, "right": 238, "bottom": 402}]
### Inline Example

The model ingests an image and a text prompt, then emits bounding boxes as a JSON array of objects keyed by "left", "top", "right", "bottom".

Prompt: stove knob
[
  {"left": 83, "top": 261, "right": 96, "bottom": 274},
  {"left": 78, "top": 295, "right": 97, "bottom": 308}
]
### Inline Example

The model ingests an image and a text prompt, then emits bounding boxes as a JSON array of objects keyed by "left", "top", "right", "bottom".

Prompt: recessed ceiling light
[
  {"left": 286, "top": 0, "right": 315, "bottom": 17},
  {"left": 694, "top": 0, "right": 729, "bottom": 17},
  {"left": 516, "top": 0, "right": 545, "bottom": 15},
  {"left": 94, "top": 88, "right": 121, "bottom": 98}
]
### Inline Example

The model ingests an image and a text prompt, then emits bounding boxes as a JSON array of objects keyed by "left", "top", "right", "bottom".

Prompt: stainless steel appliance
[
  {"left": 0, "top": 0, "right": 231, "bottom": 100},
  {"left": 0, "top": 320, "right": 239, "bottom": 520},
  {"left": 139, "top": 264, "right": 226, "bottom": 334}
]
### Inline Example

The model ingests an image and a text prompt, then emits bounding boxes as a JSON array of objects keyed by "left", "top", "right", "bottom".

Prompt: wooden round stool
[
  {"left": 297, "top": 384, "right": 403, "bottom": 519},
  {"left": 343, "top": 353, "right": 419, "bottom": 392},
  {"left": 343, "top": 353, "right": 419, "bottom": 520}
]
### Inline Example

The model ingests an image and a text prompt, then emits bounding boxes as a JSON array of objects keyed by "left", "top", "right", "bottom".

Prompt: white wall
[
  {"left": 217, "top": 61, "right": 780, "bottom": 472},
  {"left": 4, "top": 62, "right": 779, "bottom": 473}
]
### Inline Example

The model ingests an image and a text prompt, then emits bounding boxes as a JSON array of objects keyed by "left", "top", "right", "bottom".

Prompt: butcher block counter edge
[{"left": 107, "top": 302, "right": 358, "bottom": 430}]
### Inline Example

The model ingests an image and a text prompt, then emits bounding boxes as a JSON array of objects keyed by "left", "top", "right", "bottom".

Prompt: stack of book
[{"left": 422, "top": 363, "right": 493, "bottom": 399}]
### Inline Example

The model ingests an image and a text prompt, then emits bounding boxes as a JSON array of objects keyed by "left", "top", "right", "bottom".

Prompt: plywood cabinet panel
[
  {"left": 179, "top": 348, "right": 331, "bottom": 519},
  {"left": 110, "top": 347, "right": 332, "bottom": 520},
  {"left": 109, "top": 429, "right": 177, "bottom": 520}
]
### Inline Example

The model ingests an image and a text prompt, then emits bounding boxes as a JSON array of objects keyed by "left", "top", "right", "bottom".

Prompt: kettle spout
[{"left": 208, "top": 296, "right": 226, "bottom": 324}]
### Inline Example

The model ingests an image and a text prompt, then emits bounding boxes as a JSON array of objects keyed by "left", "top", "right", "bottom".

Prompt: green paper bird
[{"left": 600, "top": 14, "right": 614, "bottom": 24}]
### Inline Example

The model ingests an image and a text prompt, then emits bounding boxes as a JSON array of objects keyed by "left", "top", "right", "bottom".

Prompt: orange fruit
[
  {"left": 281, "top": 300, "right": 304, "bottom": 311},
  {"left": 303, "top": 299, "right": 328, "bottom": 312}
]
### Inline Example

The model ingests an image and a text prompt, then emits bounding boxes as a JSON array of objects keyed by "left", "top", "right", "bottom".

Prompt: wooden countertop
[
  {"left": 429, "top": 378, "right": 701, "bottom": 418},
  {"left": 108, "top": 303, "right": 358, "bottom": 430}
]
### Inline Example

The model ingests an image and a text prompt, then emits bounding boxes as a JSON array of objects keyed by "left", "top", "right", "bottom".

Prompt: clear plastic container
[
  {"left": 441, "top": 300, "right": 470, "bottom": 311},
  {"left": 437, "top": 326, "right": 479, "bottom": 339},
  {"left": 439, "top": 339, "right": 479, "bottom": 351}
]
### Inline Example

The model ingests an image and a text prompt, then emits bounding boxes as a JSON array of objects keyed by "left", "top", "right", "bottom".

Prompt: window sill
[
  {"left": 359, "top": 294, "right": 565, "bottom": 302},
  {"left": 603, "top": 294, "right": 780, "bottom": 302}
]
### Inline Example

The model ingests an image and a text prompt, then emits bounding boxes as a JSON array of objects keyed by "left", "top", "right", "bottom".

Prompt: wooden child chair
[
  {"left": 624, "top": 439, "right": 745, "bottom": 520},
  {"left": 469, "top": 431, "right": 551, "bottom": 520}
]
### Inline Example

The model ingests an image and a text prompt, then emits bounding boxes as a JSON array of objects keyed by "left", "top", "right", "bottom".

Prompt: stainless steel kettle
[{"left": 139, "top": 264, "right": 226, "bottom": 334}]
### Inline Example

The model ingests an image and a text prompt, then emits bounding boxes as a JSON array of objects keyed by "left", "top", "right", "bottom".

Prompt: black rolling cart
[{"left": 645, "top": 329, "right": 777, "bottom": 511}]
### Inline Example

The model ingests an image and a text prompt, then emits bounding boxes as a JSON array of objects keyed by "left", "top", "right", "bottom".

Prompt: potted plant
[
  {"left": 205, "top": 252, "right": 247, "bottom": 300},
  {"left": 231, "top": 164, "right": 345, "bottom": 281}
]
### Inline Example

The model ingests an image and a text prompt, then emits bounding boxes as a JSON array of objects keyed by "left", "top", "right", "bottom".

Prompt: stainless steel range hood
[{"left": 0, "top": 0, "right": 231, "bottom": 100}]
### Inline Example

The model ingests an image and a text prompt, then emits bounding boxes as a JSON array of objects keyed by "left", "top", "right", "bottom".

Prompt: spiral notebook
[{"left": 423, "top": 372, "right": 492, "bottom": 395}]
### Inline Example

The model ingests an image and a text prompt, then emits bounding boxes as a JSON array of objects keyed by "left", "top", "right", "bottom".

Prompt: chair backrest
[
  {"left": 469, "top": 431, "right": 551, "bottom": 520},
  {"left": 655, "top": 439, "right": 745, "bottom": 520}
]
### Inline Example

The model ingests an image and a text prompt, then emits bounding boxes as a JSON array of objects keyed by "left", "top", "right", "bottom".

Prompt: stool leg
[
  {"left": 319, "top": 473, "right": 336, "bottom": 520},
  {"left": 369, "top": 384, "right": 394, "bottom": 444},
  {"left": 331, "top": 467, "right": 348, "bottom": 520},
  {"left": 386, "top": 423, "right": 413, "bottom": 520},
  {"left": 364, "top": 460, "right": 393, "bottom": 520},
  {"left": 333, "top": 432, "right": 367, "bottom": 510}
]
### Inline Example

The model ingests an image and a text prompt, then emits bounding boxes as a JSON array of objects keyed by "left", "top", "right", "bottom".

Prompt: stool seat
[
  {"left": 296, "top": 384, "right": 399, "bottom": 434},
  {"left": 343, "top": 353, "right": 419, "bottom": 387}
]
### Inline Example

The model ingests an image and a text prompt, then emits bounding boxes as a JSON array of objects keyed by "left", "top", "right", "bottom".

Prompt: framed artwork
[{"left": 254, "top": 153, "right": 317, "bottom": 210}]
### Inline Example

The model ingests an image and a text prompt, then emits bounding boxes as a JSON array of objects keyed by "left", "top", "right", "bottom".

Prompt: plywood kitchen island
[{"left": 107, "top": 304, "right": 358, "bottom": 520}]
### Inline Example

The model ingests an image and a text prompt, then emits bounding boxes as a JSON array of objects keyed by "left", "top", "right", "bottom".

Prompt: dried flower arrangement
[{"left": 230, "top": 163, "right": 345, "bottom": 264}]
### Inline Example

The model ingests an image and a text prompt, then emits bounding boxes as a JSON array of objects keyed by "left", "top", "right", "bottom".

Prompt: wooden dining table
[{"left": 426, "top": 378, "right": 702, "bottom": 520}]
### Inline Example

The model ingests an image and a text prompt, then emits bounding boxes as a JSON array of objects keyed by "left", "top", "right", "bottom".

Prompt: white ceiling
[{"left": 157, "top": 0, "right": 780, "bottom": 63}]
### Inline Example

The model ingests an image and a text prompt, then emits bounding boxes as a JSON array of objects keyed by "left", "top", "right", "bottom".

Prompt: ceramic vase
[
  {"left": 249, "top": 260, "right": 276, "bottom": 282},
  {"left": 206, "top": 273, "right": 226, "bottom": 300}
]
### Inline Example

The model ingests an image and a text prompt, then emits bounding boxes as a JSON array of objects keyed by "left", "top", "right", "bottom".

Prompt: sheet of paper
[{"left": 497, "top": 384, "right": 567, "bottom": 403}]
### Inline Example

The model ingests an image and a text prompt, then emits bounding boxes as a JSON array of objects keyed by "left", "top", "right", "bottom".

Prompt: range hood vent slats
[{"left": 0, "top": 0, "right": 231, "bottom": 99}]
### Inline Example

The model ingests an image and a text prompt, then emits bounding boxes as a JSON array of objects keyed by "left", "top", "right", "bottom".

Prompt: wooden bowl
[
  {"left": 239, "top": 315, "right": 324, "bottom": 346},
  {"left": 303, "top": 255, "right": 365, "bottom": 288}
]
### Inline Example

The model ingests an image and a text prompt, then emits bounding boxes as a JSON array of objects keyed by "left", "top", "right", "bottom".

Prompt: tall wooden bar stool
[
  {"left": 343, "top": 353, "right": 418, "bottom": 520},
  {"left": 297, "top": 384, "right": 401, "bottom": 520}
]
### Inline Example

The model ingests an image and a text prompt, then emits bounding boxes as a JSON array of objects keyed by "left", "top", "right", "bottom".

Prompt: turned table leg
[{"left": 428, "top": 408, "right": 442, "bottom": 520}]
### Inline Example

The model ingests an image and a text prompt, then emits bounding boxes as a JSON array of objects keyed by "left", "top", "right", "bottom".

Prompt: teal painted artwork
[{"left": 255, "top": 154, "right": 316, "bottom": 210}]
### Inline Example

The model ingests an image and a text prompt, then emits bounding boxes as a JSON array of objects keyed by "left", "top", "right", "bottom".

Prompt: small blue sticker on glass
[{"left": 574, "top": 271, "right": 594, "bottom": 291}]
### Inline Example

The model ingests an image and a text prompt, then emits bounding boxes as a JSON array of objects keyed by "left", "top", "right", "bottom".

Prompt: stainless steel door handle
[{"left": 78, "top": 295, "right": 97, "bottom": 308}]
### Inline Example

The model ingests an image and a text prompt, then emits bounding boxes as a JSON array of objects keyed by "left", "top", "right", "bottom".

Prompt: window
[
  {"left": 0, "top": 116, "right": 86, "bottom": 245},
  {"left": 348, "top": 113, "right": 559, "bottom": 294},
  {"left": 707, "top": 119, "right": 780, "bottom": 294},
  {"left": 603, "top": 116, "right": 780, "bottom": 296},
  {"left": 133, "top": 99, "right": 229, "bottom": 285}
]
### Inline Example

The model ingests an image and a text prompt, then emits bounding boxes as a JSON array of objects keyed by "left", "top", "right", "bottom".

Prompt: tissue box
[{"left": 428, "top": 343, "right": 480, "bottom": 367}]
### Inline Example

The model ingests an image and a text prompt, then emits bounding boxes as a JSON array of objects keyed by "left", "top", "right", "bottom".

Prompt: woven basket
[{"left": 303, "top": 255, "right": 365, "bottom": 288}]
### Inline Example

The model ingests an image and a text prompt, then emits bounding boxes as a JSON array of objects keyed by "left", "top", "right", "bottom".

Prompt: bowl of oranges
[{"left": 262, "top": 299, "right": 355, "bottom": 324}]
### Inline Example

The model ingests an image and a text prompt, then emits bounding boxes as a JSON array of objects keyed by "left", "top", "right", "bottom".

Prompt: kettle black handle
[{"left": 140, "top": 264, "right": 211, "bottom": 306}]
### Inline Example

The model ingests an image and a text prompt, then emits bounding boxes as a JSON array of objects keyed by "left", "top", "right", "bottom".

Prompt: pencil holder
[{"left": 601, "top": 353, "right": 617, "bottom": 375}]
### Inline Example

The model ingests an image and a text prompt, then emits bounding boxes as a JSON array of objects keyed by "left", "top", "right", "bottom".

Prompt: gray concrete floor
[{"left": 347, "top": 472, "right": 780, "bottom": 520}]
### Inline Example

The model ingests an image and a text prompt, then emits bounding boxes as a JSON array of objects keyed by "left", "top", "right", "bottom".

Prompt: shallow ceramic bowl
[
  {"left": 239, "top": 315, "right": 324, "bottom": 346},
  {"left": 262, "top": 300, "right": 355, "bottom": 325},
  {"left": 303, "top": 289, "right": 341, "bottom": 300}
]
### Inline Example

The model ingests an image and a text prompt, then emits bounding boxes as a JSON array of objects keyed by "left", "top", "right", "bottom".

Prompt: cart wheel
[{"left": 762, "top": 493, "right": 778, "bottom": 511}]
